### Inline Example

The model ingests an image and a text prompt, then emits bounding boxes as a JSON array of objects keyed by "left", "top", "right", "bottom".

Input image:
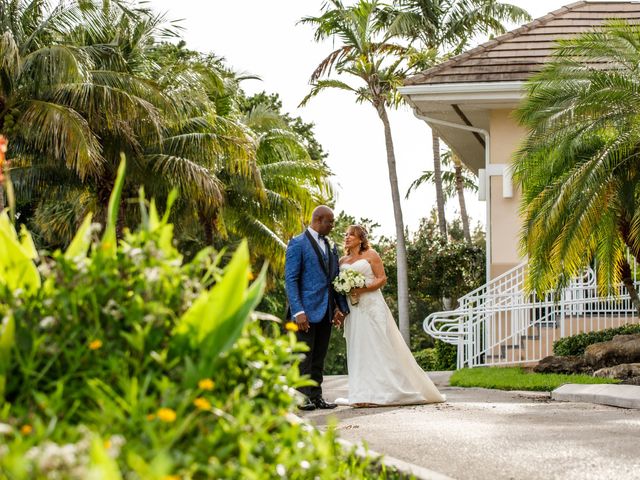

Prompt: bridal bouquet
[{"left": 333, "top": 269, "right": 366, "bottom": 305}]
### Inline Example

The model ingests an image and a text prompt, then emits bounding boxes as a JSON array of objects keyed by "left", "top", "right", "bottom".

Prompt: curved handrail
[{"left": 423, "top": 309, "right": 469, "bottom": 345}]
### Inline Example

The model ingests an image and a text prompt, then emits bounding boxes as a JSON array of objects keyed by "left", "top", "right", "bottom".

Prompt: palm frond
[{"left": 16, "top": 99, "right": 104, "bottom": 178}]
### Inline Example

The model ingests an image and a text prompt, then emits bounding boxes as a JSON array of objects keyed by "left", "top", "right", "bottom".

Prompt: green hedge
[
  {"left": 413, "top": 341, "right": 457, "bottom": 371},
  {"left": 553, "top": 323, "right": 640, "bottom": 356},
  {"left": 434, "top": 340, "right": 457, "bottom": 370},
  {"left": 414, "top": 348, "right": 437, "bottom": 371}
]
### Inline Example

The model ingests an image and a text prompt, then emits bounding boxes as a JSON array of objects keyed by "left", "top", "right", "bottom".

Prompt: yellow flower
[
  {"left": 198, "top": 378, "right": 214, "bottom": 391},
  {"left": 88, "top": 339, "right": 103, "bottom": 350},
  {"left": 146, "top": 413, "right": 156, "bottom": 421},
  {"left": 247, "top": 271, "right": 255, "bottom": 281},
  {"left": 162, "top": 476, "right": 180, "bottom": 480},
  {"left": 157, "top": 408, "right": 176, "bottom": 423},
  {"left": 193, "top": 397, "right": 211, "bottom": 411},
  {"left": 285, "top": 322, "right": 299, "bottom": 332},
  {"left": 20, "top": 424, "right": 32, "bottom": 435},
  {"left": 104, "top": 439, "right": 111, "bottom": 449}
]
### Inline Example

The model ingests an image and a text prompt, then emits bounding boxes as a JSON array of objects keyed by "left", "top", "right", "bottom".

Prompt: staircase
[{"left": 424, "top": 262, "right": 640, "bottom": 369}]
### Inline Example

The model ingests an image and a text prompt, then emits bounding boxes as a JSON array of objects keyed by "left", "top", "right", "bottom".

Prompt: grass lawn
[{"left": 449, "top": 367, "right": 620, "bottom": 391}]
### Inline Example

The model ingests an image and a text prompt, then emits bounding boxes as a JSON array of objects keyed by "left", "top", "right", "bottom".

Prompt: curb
[
  {"left": 289, "top": 411, "right": 452, "bottom": 479},
  {"left": 552, "top": 383, "right": 640, "bottom": 409},
  {"left": 336, "top": 438, "right": 454, "bottom": 480}
]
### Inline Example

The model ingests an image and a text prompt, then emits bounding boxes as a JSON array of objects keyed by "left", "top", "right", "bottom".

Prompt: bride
[{"left": 337, "top": 225, "right": 445, "bottom": 407}]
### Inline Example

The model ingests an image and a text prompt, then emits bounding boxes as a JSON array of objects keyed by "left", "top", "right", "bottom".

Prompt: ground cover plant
[
  {"left": 0, "top": 159, "right": 409, "bottom": 479},
  {"left": 450, "top": 367, "right": 619, "bottom": 392}
]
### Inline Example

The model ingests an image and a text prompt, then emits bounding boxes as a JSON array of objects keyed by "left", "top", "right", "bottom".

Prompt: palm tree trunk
[
  {"left": 619, "top": 259, "right": 640, "bottom": 316},
  {"left": 617, "top": 219, "right": 640, "bottom": 315},
  {"left": 453, "top": 154, "right": 471, "bottom": 243},
  {"left": 432, "top": 133, "right": 447, "bottom": 240},
  {"left": 199, "top": 209, "right": 214, "bottom": 245},
  {"left": 377, "top": 104, "right": 411, "bottom": 346}
]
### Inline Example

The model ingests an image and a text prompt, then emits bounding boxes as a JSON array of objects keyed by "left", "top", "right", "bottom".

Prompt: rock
[
  {"left": 584, "top": 334, "right": 640, "bottom": 370},
  {"left": 533, "top": 355, "right": 591, "bottom": 374},
  {"left": 593, "top": 363, "right": 640, "bottom": 380}
]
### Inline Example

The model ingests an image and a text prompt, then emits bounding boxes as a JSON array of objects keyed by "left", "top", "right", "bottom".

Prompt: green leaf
[
  {"left": 65, "top": 213, "right": 94, "bottom": 259},
  {"left": 174, "top": 241, "right": 265, "bottom": 358},
  {"left": 200, "top": 262, "right": 267, "bottom": 360},
  {"left": 87, "top": 435, "right": 123, "bottom": 480},
  {"left": 0, "top": 315, "right": 15, "bottom": 402},
  {"left": 0, "top": 211, "right": 41, "bottom": 292},
  {"left": 175, "top": 240, "right": 250, "bottom": 342},
  {"left": 137, "top": 187, "right": 149, "bottom": 230},
  {"left": 100, "top": 154, "right": 126, "bottom": 256}
]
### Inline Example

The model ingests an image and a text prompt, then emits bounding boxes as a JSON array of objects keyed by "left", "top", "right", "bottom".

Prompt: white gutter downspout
[{"left": 411, "top": 109, "right": 492, "bottom": 285}]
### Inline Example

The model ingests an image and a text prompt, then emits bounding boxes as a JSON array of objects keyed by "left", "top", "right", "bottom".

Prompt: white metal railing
[{"left": 424, "top": 261, "right": 640, "bottom": 369}]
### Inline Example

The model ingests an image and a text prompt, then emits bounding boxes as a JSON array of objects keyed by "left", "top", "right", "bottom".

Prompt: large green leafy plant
[{"left": 0, "top": 159, "right": 400, "bottom": 479}]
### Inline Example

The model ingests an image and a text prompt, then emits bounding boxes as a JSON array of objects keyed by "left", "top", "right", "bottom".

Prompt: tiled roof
[{"left": 404, "top": 1, "right": 640, "bottom": 85}]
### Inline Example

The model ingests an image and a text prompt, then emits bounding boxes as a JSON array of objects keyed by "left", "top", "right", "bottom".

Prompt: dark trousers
[{"left": 296, "top": 307, "right": 332, "bottom": 400}]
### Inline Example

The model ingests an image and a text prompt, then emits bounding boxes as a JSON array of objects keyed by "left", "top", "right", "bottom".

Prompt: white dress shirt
[{"left": 307, "top": 226, "right": 327, "bottom": 255}]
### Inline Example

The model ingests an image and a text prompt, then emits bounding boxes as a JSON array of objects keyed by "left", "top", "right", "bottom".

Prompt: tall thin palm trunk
[
  {"left": 377, "top": 103, "right": 411, "bottom": 345},
  {"left": 199, "top": 208, "right": 215, "bottom": 245},
  {"left": 453, "top": 154, "right": 471, "bottom": 243},
  {"left": 432, "top": 133, "right": 447, "bottom": 240}
]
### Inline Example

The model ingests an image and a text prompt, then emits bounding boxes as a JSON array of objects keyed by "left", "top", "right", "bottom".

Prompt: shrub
[
  {"left": 434, "top": 340, "right": 457, "bottom": 370},
  {"left": 414, "top": 348, "right": 437, "bottom": 371},
  {"left": 553, "top": 323, "right": 640, "bottom": 356},
  {"left": 0, "top": 159, "right": 405, "bottom": 479}
]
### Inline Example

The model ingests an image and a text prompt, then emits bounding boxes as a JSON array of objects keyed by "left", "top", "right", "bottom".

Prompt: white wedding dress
[{"left": 340, "top": 259, "right": 445, "bottom": 405}]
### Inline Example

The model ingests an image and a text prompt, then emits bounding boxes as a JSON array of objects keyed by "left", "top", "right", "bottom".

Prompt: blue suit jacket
[{"left": 285, "top": 231, "right": 349, "bottom": 323}]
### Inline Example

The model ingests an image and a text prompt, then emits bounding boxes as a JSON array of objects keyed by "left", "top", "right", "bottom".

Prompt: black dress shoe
[
  {"left": 297, "top": 399, "right": 317, "bottom": 411},
  {"left": 312, "top": 397, "right": 337, "bottom": 409}
]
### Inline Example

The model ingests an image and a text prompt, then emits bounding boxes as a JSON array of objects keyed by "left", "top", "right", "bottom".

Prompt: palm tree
[
  {"left": 300, "top": 0, "right": 413, "bottom": 344},
  {"left": 9, "top": 2, "right": 255, "bottom": 245},
  {"left": 0, "top": 0, "right": 108, "bottom": 212},
  {"left": 385, "top": 0, "right": 530, "bottom": 239},
  {"left": 406, "top": 149, "right": 477, "bottom": 242},
  {"left": 219, "top": 103, "right": 333, "bottom": 272},
  {"left": 514, "top": 20, "right": 640, "bottom": 311}
]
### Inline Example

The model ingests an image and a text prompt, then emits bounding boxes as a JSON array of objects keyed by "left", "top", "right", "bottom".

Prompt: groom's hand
[
  {"left": 332, "top": 309, "right": 345, "bottom": 329},
  {"left": 295, "top": 313, "right": 310, "bottom": 332}
]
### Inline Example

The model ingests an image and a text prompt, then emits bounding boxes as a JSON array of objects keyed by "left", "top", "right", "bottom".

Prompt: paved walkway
[{"left": 302, "top": 374, "right": 640, "bottom": 480}]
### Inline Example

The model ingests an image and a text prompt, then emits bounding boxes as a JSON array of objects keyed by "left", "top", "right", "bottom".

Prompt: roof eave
[{"left": 398, "top": 81, "right": 525, "bottom": 105}]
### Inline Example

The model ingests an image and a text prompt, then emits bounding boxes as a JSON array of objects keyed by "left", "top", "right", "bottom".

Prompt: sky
[{"left": 149, "top": 0, "right": 577, "bottom": 237}]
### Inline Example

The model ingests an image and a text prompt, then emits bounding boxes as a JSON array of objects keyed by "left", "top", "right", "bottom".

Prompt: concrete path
[{"left": 303, "top": 374, "right": 640, "bottom": 480}]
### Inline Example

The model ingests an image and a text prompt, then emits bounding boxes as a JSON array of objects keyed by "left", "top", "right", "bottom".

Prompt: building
[{"left": 399, "top": 1, "right": 640, "bottom": 368}]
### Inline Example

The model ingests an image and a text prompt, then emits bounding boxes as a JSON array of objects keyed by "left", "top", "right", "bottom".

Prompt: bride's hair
[{"left": 345, "top": 225, "right": 370, "bottom": 254}]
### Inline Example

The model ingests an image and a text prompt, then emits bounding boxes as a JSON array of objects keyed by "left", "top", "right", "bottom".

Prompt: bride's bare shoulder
[
  {"left": 365, "top": 248, "right": 381, "bottom": 260},
  {"left": 339, "top": 255, "right": 348, "bottom": 264}
]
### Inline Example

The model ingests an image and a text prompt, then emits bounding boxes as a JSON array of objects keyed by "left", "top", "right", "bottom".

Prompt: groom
[{"left": 285, "top": 205, "right": 349, "bottom": 411}]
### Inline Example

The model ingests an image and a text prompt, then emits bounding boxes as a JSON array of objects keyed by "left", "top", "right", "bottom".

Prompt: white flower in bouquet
[{"left": 332, "top": 269, "right": 366, "bottom": 296}]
